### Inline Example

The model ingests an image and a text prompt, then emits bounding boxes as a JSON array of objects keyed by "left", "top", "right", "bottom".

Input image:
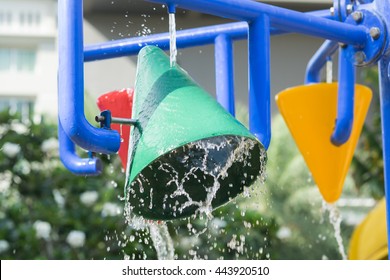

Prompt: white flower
[
  {"left": 80, "top": 191, "right": 98, "bottom": 207},
  {"left": 2, "top": 142, "right": 21, "bottom": 158},
  {"left": 53, "top": 190, "right": 65, "bottom": 208},
  {"left": 11, "top": 122, "right": 29, "bottom": 135},
  {"left": 33, "top": 220, "right": 52, "bottom": 240},
  {"left": 0, "top": 124, "right": 9, "bottom": 137},
  {"left": 276, "top": 226, "right": 292, "bottom": 240},
  {"left": 41, "top": 138, "right": 59, "bottom": 154},
  {"left": 13, "top": 159, "right": 31, "bottom": 175},
  {"left": 101, "top": 202, "right": 122, "bottom": 217},
  {"left": 66, "top": 230, "right": 86, "bottom": 248},
  {"left": 0, "top": 240, "right": 10, "bottom": 253},
  {"left": 0, "top": 171, "right": 12, "bottom": 193}
]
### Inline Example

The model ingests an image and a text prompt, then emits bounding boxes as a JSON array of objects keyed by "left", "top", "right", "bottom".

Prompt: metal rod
[
  {"left": 84, "top": 10, "right": 332, "bottom": 63},
  {"left": 147, "top": 0, "right": 367, "bottom": 46},
  {"left": 58, "top": 121, "right": 102, "bottom": 176},
  {"left": 95, "top": 114, "right": 138, "bottom": 126},
  {"left": 215, "top": 34, "right": 235, "bottom": 116},
  {"left": 331, "top": 46, "right": 355, "bottom": 146},
  {"left": 305, "top": 40, "right": 339, "bottom": 84},
  {"left": 249, "top": 14, "right": 271, "bottom": 149},
  {"left": 58, "top": 0, "right": 120, "bottom": 154},
  {"left": 378, "top": 55, "right": 390, "bottom": 260},
  {"left": 111, "top": 117, "right": 138, "bottom": 126}
]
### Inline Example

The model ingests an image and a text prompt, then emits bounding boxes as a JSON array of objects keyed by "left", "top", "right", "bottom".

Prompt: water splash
[
  {"left": 127, "top": 136, "right": 266, "bottom": 220},
  {"left": 123, "top": 136, "right": 266, "bottom": 260},
  {"left": 322, "top": 201, "right": 347, "bottom": 260},
  {"left": 169, "top": 13, "right": 177, "bottom": 67}
]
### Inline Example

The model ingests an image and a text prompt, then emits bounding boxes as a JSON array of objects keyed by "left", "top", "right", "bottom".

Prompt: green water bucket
[{"left": 125, "top": 46, "right": 266, "bottom": 220}]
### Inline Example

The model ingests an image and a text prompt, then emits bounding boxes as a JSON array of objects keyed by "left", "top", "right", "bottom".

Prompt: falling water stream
[
  {"left": 323, "top": 201, "right": 347, "bottom": 260},
  {"left": 169, "top": 13, "right": 177, "bottom": 67}
]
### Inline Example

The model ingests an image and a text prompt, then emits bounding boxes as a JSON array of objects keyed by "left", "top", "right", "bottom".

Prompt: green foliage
[
  {"left": 253, "top": 115, "right": 355, "bottom": 260},
  {"left": 0, "top": 111, "right": 156, "bottom": 259},
  {"left": 170, "top": 200, "right": 278, "bottom": 260}
]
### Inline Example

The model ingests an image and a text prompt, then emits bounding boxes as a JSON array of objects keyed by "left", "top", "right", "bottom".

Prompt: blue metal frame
[
  {"left": 58, "top": 0, "right": 120, "bottom": 156},
  {"left": 215, "top": 34, "right": 235, "bottom": 116},
  {"left": 58, "top": 121, "right": 102, "bottom": 175},
  {"left": 305, "top": 40, "right": 339, "bottom": 84},
  {"left": 331, "top": 46, "right": 356, "bottom": 146},
  {"left": 58, "top": 0, "right": 390, "bottom": 257}
]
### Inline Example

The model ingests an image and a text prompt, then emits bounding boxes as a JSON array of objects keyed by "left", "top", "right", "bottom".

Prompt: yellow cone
[{"left": 276, "top": 83, "right": 372, "bottom": 202}]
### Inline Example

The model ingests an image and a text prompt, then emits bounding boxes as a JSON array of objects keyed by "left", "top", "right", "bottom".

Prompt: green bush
[{"left": 0, "top": 111, "right": 156, "bottom": 259}]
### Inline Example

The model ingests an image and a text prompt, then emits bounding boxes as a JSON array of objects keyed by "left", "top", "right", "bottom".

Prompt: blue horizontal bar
[
  {"left": 84, "top": 22, "right": 248, "bottom": 62},
  {"left": 84, "top": 10, "right": 333, "bottom": 63},
  {"left": 148, "top": 0, "right": 367, "bottom": 46}
]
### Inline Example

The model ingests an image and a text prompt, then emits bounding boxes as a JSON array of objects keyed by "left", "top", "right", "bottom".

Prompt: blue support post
[
  {"left": 58, "top": 0, "right": 120, "bottom": 154},
  {"left": 215, "top": 34, "right": 235, "bottom": 116},
  {"left": 305, "top": 40, "right": 339, "bottom": 84},
  {"left": 331, "top": 46, "right": 355, "bottom": 146},
  {"left": 379, "top": 55, "right": 390, "bottom": 259},
  {"left": 58, "top": 121, "right": 102, "bottom": 176},
  {"left": 249, "top": 15, "right": 271, "bottom": 149}
]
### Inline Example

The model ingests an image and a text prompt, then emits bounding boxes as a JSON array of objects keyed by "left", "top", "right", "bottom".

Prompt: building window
[
  {"left": 35, "top": 13, "right": 41, "bottom": 26},
  {"left": 6, "top": 12, "right": 12, "bottom": 25},
  {"left": 16, "top": 50, "right": 36, "bottom": 72},
  {"left": 19, "top": 13, "right": 25, "bottom": 26},
  {"left": 0, "top": 11, "right": 12, "bottom": 26},
  {"left": 0, "top": 49, "right": 11, "bottom": 71},
  {"left": 18, "top": 11, "right": 41, "bottom": 27},
  {"left": 0, "top": 97, "right": 35, "bottom": 121},
  {"left": 0, "top": 48, "right": 36, "bottom": 73}
]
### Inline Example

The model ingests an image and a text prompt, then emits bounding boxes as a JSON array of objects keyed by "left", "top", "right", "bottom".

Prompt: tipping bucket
[{"left": 125, "top": 46, "right": 266, "bottom": 220}]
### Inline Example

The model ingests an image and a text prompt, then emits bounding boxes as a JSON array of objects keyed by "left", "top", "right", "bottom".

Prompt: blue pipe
[
  {"left": 331, "top": 46, "right": 355, "bottom": 146},
  {"left": 84, "top": 9, "right": 333, "bottom": 63},
  {"left": 147, "top": 0, "right": 367, "bottom": 46},
  {"left": 249, "top": 15, "right": 271, "bottom": 149},
  {"left": 85, "top": 22, "right": 248, "bottom": 62},
  {"left": 215, "top": 34, "right": 235, "bottom": 116},
  {"left": 58, "top": 121, "right": 102, "bottom": 176},
  {"left": 305, "top": 40, "right": 339, "bottom": 84},
  {"left": 58, "top": 0, "right": 120, "bottom": 154},
  {"left": 379, "top": 55, "right": 390, "bottom": 260}
]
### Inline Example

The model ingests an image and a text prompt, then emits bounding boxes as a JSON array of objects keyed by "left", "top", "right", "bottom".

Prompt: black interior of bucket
[{"left": 127, "top": 135, "right": 264, "bottom": 220}]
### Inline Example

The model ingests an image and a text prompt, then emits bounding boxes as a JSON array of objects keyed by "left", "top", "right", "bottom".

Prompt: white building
[{"left": 0, "top": 0, "right": 57, "bottom": 120}]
